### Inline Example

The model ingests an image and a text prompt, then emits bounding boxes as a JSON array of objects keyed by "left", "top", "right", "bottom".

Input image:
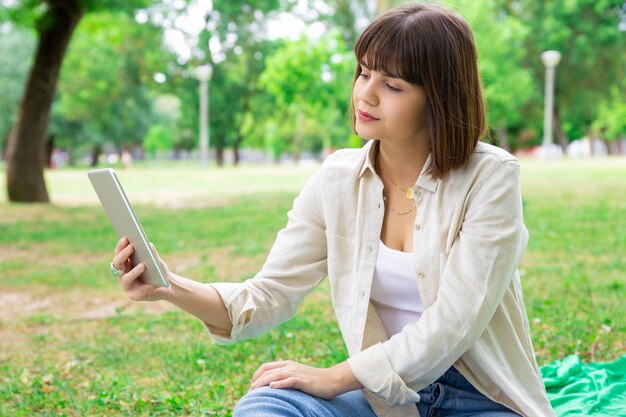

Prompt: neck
[{"left": 375, "top": 139, "right": 430, "bottom": 187}]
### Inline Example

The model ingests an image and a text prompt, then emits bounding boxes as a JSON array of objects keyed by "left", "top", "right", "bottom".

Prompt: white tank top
[{"left": 370, "top": 240, "right": 425, "bottom": 336}]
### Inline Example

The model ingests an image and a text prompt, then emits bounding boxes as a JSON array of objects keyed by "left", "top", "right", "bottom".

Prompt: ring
[{"left": 110, "top": 262, "right": 125, "bottom": 277}]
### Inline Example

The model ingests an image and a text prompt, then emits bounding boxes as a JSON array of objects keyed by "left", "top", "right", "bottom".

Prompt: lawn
[{"left": 0, "top": 157, "right": 624, "bottom": 416}]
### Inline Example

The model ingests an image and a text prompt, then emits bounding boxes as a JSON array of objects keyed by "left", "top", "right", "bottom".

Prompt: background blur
[{"left": 1, "top": 0, "right": 625, "bottom": 199}]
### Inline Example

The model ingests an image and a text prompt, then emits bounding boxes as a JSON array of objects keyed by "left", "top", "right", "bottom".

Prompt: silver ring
[{"left": 110, "top": 262, "right": 125, "bottom": 277}]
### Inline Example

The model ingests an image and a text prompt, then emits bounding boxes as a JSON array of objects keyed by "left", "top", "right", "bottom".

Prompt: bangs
[{"left": 354, "top": 17, "right": 423, "bottom": 85}]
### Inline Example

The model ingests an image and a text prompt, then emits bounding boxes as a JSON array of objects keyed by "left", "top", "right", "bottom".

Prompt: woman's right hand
[{"left": 112, "top": 237, "right": 171, "bottom": 302}]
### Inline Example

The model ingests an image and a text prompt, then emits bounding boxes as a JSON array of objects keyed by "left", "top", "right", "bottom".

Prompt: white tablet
[{"left": 88, "top": 168, "right": 169, "bottom": 287}]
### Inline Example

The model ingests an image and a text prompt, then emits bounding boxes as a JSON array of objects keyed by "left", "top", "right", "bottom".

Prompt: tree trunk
[
  {"left": 553, "top": 104, "right": 569, "bottom": 155},
  {"left": 233, "top": 133, "right": 242, "bottom": 166},
  {"left": 45, "top": 134, "right": 55, "bottom": 168},
  {"left": 291, "top": 110, "right": 303, "bottom": 164},
  {"left": 5, "top": 0, "right": 83, "bottom": 202},
  {"left": 90, "top": 144, "right": 102, "bottom": 167},
  {"left": 495, "top": 127, "right": 510, "bottom": 152},
  {"left": 67, "top": 148, "right": 76, "bottom": 166},
  {"left": 215, "top": 145, "right": 224, "bottom": 167}
]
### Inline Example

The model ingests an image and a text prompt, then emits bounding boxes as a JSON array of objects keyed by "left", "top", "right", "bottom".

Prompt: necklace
[
  {"left": 375, "top": 146, "right": 417, "bottom": 216},
  {"left": 383, "top": 195, "right": 416, "bottom": 215},
  {"left": 380, "top": 169, "right": 415, "bottom": 200},
  {"left": 375, "top": 150, "right": 414, "bottom": 200}
]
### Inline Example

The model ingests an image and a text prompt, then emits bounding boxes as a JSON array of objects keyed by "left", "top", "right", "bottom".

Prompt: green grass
[{"left": 0, "top": 158, "right": 624, "bottom": 416}]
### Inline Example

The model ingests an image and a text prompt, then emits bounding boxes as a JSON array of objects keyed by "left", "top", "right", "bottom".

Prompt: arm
[
  {"left": 203, "top": 168, "right": 329, "bottom": 343},
  {"left": 112, "top": 238, "right": 232, "bottom": 334},
  {"left": 112, "top": 166, "right": 328, "bottom": 342}
]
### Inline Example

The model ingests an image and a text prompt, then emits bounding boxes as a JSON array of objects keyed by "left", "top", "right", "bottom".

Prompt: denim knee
[
  {"left": 233, "top": 387, "right": 315, "bottom": 417},
  {"left": 233, "top": 387, "right": 376, "bottom": 417}
]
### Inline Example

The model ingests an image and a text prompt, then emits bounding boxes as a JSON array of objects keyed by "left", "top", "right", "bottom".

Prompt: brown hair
[{"left": 350, "top": 3, "right": 487, "bottom": 179}]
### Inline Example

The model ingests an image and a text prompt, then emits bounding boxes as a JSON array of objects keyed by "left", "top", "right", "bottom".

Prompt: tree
[
  {"left": 137, "top": 0, "right": 286, "bottom": 166},
  {"left": 449, "top": 0, "right": 535, "bottom": 151},
  {"left": 1, "top": 0, "right": 150, "bottom": 203},
  {"left": 593, "top": 78, "right": 626, "bottom": 153},
  {"left": 0, "top": 26, "right": 36, "bottom": 159},
  {"left": 54, "top": 11, "right": 170, "bottom": 166},
  {"left": 254, "top": 32, "right": 355, "bottom": 161},
  {"left": 499, "top": 0, "right": 626, "bottom": 150}
]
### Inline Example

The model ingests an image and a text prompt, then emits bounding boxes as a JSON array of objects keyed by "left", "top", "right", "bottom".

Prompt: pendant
[{"left": 406, "top": 188, "right": 414, "bottom": 200}]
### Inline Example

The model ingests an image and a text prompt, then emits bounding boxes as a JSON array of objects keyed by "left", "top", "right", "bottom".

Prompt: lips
[{"left": 358, "top": 110, "right": 379, "bottom": 122}]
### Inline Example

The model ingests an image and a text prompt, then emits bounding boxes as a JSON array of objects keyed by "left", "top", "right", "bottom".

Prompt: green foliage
[
  {"left": 53, "top": 11, "right": 171, "bottom": 151},
  {"left": 593, "top": 81, "right": 626, "bottom": 141},
  {"left": 0, "top": 0, "right": 154, "bottom": 29},
  {"left": 0, "top": 0, "right": 45, "bottom": 29},
  {"left": 2, "top": 0, "right": 625, "bottom": 161},
  {"left": 254, "top": 31, "right": 355, "bottom": 155},
  {"left": 144, "top": 124, "right": 174, "bottom": 157},
  {"left": 0, "top": 26, "right": 36, "bottom": 149},
  {"left": 505, "top": 0, "right": 626, "bottom": 142},
  {"left": 446, "top": 0, "right": 536, "bottom": 149}
]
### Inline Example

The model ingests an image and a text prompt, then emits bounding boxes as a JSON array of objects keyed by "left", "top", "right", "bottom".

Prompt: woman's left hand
[{"left": 250, "top": 360, "right": 362, "bottom": 400}]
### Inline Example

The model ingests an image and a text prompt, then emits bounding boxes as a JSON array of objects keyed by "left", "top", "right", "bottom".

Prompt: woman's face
[{"left": 352, "top": 63, "right": 429, "bottom": 145}]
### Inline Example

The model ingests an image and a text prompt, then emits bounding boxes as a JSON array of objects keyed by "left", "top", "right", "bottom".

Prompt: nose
[{"left": 356, "top": 78, "right": 378, "bottom": 107}]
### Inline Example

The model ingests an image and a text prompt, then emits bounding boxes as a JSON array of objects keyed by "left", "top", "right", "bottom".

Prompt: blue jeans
[{"left": 234, "top": 366, "right": 520, "bottom": 417}]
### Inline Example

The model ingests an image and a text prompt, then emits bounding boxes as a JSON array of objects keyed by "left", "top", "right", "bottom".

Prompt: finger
[
  {"left": 120, "top": 262, "right": 145, "bottom": 292},
  {"left": 252, "top": 367, "right": 292, "bottom": 390},
  {"left": 114, "top": 237, "right": 128, "bottom": 256},
  {"left": 270, "top": 376, "right": 302, "bottom": 390},
  {"left": 112, "top": 244, "right": 134, "bottom": 270},
  {"left": 150, "top": 242, "right": 169, "bottom": 271},
  {"left": 252, "top": 360, "right": 291, "bottom": 383}
]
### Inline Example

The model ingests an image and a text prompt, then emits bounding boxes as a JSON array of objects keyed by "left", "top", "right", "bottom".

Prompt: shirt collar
[
  {"left": 358, "top": 140, "right": 377, "bottom": 178},
  {"left": 358, "top": 140, "right": 439, "bottom": 193}
]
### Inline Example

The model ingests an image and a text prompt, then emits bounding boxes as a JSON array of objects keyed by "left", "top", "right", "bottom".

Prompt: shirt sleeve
[
  {"left": 203, "top": 167, "right": 328, "bottom": 344},
  {"left": 347, "top": 160, "right": 528, "bottom": 406}
]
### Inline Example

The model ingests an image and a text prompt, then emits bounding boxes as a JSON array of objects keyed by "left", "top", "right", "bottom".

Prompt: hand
[
  {"left": 112, "top": 237, "right": 172, "bottom": 302},
  {"left": 250, "top": 360, "right": 362, "bottom": 400}
]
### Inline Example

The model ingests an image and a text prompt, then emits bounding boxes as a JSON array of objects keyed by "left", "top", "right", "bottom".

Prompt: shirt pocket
[{"left": 325, "top": 231, "right": 356, "bottom": 309}]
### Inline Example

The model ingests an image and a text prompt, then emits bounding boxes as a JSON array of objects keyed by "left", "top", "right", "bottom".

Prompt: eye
[
  {"left": 386, "top": 83, "right": 402, "bottom": 92},
  {"left": 359, "top": 72, "right": 371, "bottom": 80}
]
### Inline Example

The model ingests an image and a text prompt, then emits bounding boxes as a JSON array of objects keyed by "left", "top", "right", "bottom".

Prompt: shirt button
[
  {"left": 367, "top": 246, "right": 373, "bottom": 253},
  {"left": 414, "top": 224, "right": 421, "bottom": 231},
  {"left": 417, "top": 272, "right": 425, "bottom": 278}
]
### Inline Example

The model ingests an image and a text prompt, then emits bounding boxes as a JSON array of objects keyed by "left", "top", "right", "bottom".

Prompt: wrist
[
  {"left": 329, "top": 361, "right": 363, "bottom": 395},
  {"left": 161, "top": 272, "right": 182, "bottom": 302}
]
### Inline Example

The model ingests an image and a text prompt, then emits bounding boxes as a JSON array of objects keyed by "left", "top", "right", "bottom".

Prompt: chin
[{"left": 355, "top": 127, "right": 376, "bottom": 141}]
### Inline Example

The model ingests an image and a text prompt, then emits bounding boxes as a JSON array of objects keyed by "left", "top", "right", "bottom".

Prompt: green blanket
[{"left": 540, "top": 355, "right": 626, "bottom": 416}]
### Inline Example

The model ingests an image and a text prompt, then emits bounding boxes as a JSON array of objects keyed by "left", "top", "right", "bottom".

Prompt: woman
[{"left": 111, "top": 3, "right": 555, "bottom": 416}]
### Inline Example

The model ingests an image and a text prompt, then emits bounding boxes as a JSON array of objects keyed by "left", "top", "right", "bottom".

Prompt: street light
[
  {"left": 194, "top": 64, "right": 213, "bottom": 166},
  {"left": 540, "top": 50, "right": 561, "bottom": 156}
]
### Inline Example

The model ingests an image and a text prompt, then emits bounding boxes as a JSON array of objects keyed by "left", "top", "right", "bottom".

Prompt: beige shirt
[{"left": 205, "top": 140, "right": 555, "bottom": 417}]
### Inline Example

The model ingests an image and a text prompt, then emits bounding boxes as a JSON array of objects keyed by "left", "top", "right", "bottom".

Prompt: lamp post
[
  {"left": 194, "top": 64, "right": 213, "bottom": 166},
  {"left": 540, "top": 50, "right": 561, "bottom": 155}
]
